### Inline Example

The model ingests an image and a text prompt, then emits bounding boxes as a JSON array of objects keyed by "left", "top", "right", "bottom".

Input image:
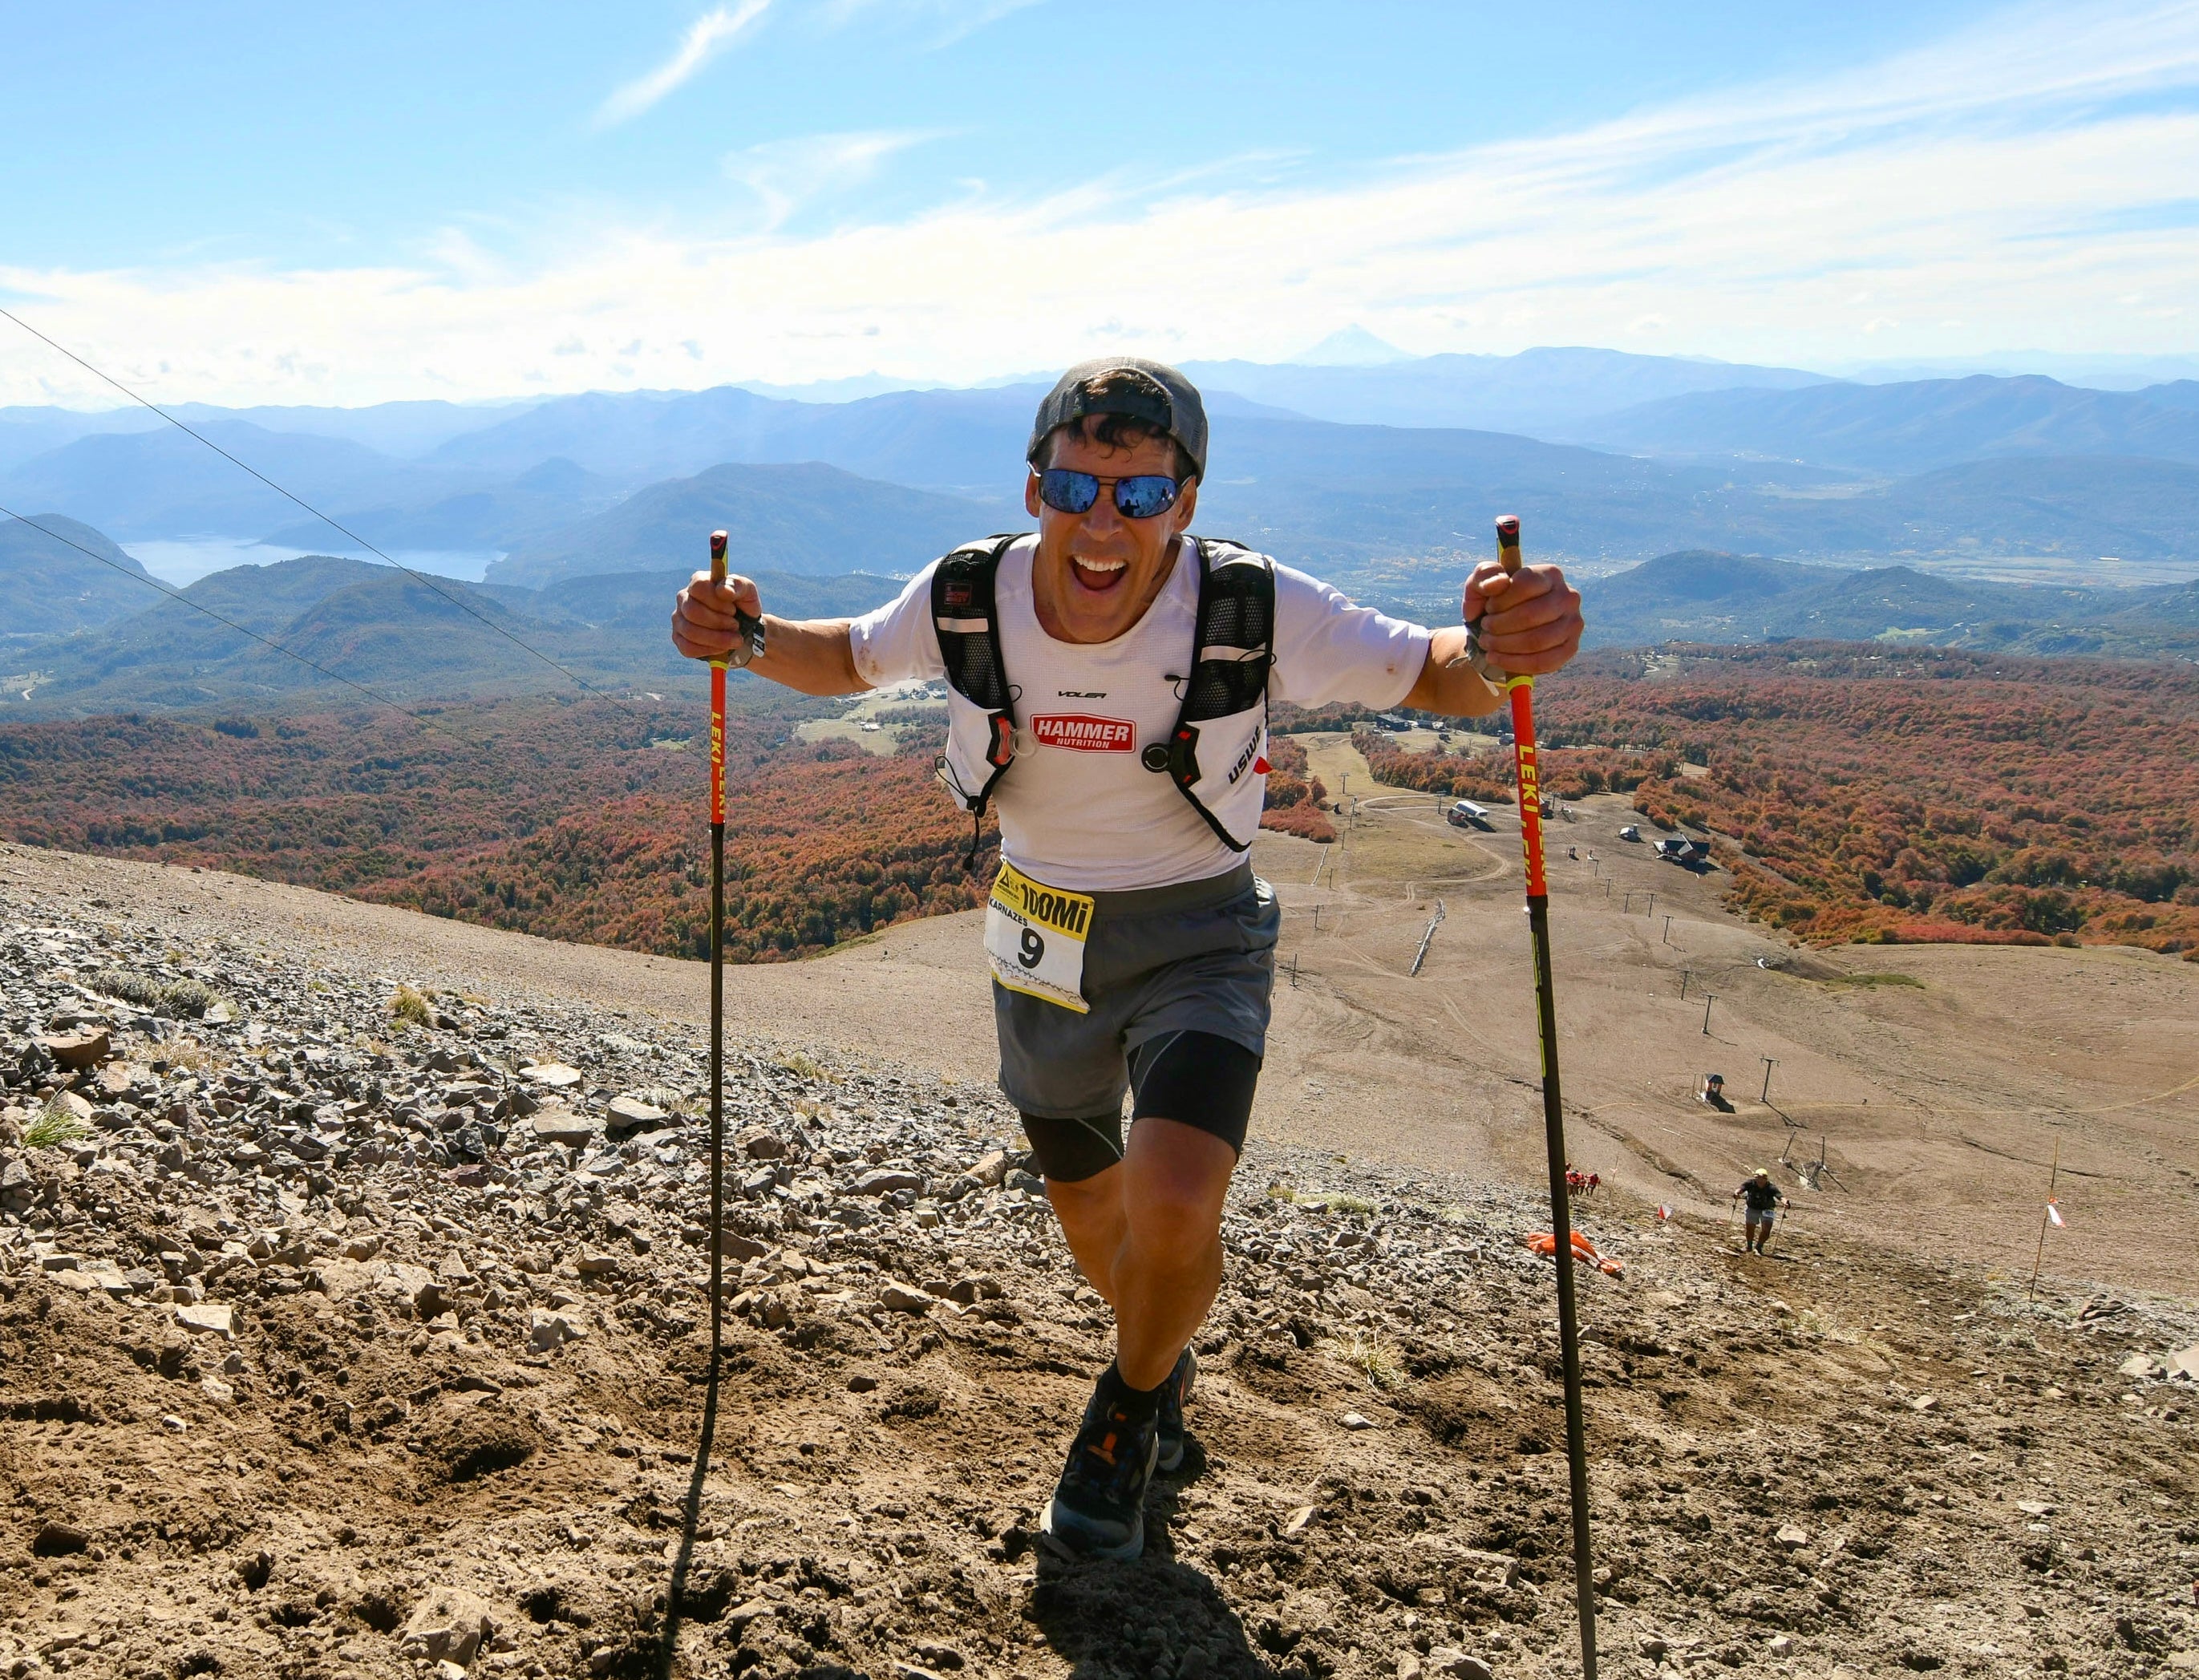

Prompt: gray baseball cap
[{"left": 1026, "top": 356, "right": 1208, "bottom": 480}]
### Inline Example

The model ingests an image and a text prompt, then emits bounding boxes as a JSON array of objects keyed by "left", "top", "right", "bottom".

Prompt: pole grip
[
  {"left": 710, "top": 528, "right": 729, "bottom": 587},
  {"left": 1495, "top": 513, "right": 1522, "bottom": 577}
]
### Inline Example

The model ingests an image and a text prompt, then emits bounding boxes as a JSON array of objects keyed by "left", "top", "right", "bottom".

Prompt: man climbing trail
[
  {"left": 1734, "top": 1167, "right": 1789, "bottom": 1255},
  {"left": 672, "top": 358, "right": 1585, "bottom": 1560}
]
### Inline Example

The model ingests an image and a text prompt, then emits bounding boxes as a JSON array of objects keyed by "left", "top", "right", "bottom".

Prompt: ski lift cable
[
  {"left": 0, "top": 500, "right": 428, "bottom": 723},
  {"left": 0, "top": 306, "right": 609, "bottom": 698}
]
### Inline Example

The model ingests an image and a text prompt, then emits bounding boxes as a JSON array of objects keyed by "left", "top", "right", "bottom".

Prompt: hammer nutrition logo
[{"left": 1032, "top": 715, "right": 1134, "bottom": 752}]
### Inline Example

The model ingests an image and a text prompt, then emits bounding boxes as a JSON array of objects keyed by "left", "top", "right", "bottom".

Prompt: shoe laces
[{"left": 1063, "top": 1399, "right": 1152, "bottom": 1508}]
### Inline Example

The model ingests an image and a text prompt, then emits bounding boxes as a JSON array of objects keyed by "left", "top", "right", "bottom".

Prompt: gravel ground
[{"left": 2, "top": 863, "right": 2197, "bottom": 1680}]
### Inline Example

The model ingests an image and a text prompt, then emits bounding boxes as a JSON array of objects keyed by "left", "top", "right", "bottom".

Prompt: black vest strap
[
  {"left": 930, "top": 536, "right": 1023, "bottom": 857},
  {"left": 1153, "top": 538, "right": 1274, "bottom": 851},
  {"left": 930, "top": 532, "right": 1274, "bottom": 856}
]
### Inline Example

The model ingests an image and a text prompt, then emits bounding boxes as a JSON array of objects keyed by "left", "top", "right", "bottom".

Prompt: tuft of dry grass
[
  {"left": 388, "top": 985, "right": 435, "bottom": 1031},
  {"left": 24, "top": 1097, "right": 93, "bottom": 1150},
  {"left": 1338, "top": 1330, "right": 1407, "bottom": 1392}
]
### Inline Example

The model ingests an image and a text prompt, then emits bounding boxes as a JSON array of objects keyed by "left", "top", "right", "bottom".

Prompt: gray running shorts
[{"left": 994, "top": 862, "right": 1279, "bottom": 1120}]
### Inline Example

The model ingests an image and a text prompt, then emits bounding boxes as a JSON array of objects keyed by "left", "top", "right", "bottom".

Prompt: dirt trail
[{"left": 4, "top": 840, "right": 2198, "bottom": 1679}]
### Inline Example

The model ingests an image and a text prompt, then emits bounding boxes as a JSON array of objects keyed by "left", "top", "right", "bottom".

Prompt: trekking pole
[
  {"left": 707, "top": 528, "right": 730, "bottom": 1357},
  {"left": 1484, "top": 515, "right": 1598, "bottom": 1678}
]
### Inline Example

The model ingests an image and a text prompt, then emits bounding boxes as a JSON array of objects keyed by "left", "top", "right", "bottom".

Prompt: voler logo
[{"left": 1032, "top": 714, "right": 1134, "bottom": 752}]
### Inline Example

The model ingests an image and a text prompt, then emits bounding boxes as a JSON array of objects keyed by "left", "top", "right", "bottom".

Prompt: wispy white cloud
[
  {"left": 723, "top": 130, "right": 941, "bottom": 229},
  {"left": 813, "top": 0, "right": 1043, "bottom": 49},
  {"left": 6, "top": 0, "right": 2199, "bottom": 407},
  {"left": 596, "top": 1, "right": 771, "bottom": 128}
]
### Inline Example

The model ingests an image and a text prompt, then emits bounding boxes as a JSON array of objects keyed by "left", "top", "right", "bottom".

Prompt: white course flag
[{"left": 2046, "top": 1201, "right": 2065, "bottom": 1228}]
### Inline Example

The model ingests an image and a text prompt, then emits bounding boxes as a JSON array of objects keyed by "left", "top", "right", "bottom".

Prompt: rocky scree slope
[{"left": 0, "top": 880, "right": 2196, "bottom": 1680}]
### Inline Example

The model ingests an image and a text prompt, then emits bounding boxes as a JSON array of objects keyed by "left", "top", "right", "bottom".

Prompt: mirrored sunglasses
[{"left": 1037, "top": 468, "right": 1183, "bottom": 520}]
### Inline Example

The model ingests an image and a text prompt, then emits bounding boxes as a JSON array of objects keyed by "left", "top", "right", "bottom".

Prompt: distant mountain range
[
  {"left": 1176, "top": 346, "right": 1828, "bottom": 434},
  {"left": 0, "top": 515, "right": 149, "bottom": 641},
  {"left": 1564, "top": 375, "right": 2199, "bottom": 472},
  {"left": 1580, "top": 550, "right": 2198, "bottom": 657},
  {"left": 258, "top": 456, "right": 624, "bottom": 555},
  {"left": 0, "top": 551, "right": 907, "bottom": 716},
  {"left": 1, "top": 347, "right": 2194, "bottom": 634},
  {"left": 486, "top": 461, "right": 997, "bottom": 588},
  {"left": 4, "top": 525, "right": 2189, "bottom": 727}
]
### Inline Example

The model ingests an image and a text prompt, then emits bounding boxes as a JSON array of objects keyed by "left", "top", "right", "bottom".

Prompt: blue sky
[{"left": 3, "top": 0, "right": 2197, "bottom": 405}]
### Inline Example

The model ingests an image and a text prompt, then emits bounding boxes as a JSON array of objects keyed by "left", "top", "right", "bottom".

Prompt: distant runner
[
  {"left": 1734, "top": 1167, "right": 1789, "bottom": 1255},
  {"left": 674, "top": 358, "right": 1585, "bottom": 1559}
]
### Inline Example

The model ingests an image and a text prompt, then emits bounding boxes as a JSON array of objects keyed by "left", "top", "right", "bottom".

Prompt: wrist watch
[{"left": 1448, "top": 617, "right": 1507, "bottom": 685}]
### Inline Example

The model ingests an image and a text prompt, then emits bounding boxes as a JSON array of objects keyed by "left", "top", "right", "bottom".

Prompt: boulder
[
  {"left": 880, "top": 1281, "right": 933, "bottom": 1314},
  {"left": 528, "top": 1307, "right": 588, "bottom": 1350},
  {"left": 42, "top": 1029, "right": 111, "bottom": 1071},
  {"left": 399, "top": 1588, "right": 499, "bottom": 1668},
  {"left": 520, "top": 1062, "right": 582, "bottom": 1089},
  {"left": 855, "top": 1168, "right": 924, "bottom": 1197},
  {"left": 738, "top": 1127, "right": 788, "bottom": 1160},
  {"left": 174, "top": 1302, "right": 235, "bottom": 1339},
  {"left": 526, "top": 1107, "right": 598, "bottom": 1148},
  {"left": 1425, "top": 1649, "right": 1493, "bottom": 1680},
  {"left": 605, "top": 1095, "right": 674, "bottom": 1138}
]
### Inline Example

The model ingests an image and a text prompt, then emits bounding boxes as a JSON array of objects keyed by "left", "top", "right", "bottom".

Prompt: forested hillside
[
  {"left": 6, "top": 647, "right": 2194, "bottom": 962},
  {"left": 0, "top": 695, "right": 990, "bottom": 961},
  {"left": 1351, "top": 646, "right": 2199, "bottom": 955}
]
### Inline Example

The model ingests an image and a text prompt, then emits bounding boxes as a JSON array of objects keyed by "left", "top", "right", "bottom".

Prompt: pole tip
[{"left": 710, "top": 530, "right": 728, "bottom": 560}]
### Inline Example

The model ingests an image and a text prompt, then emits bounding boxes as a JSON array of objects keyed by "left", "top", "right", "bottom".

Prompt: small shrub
[
  {"left": 89, "top": 965, "right": 165, "bottom": 1008},
  {"left": 25, "top": 1099, "right": 94, "bottom": 1150},
  {"left": 1340, "top": 1331, "right": 1407, "bottom": 1392},
  {"left": 163, "top": 1039, "right": 219, "bottom": 1075},
  {"left": 1328, "top": 1192, "right": 1378, "bottom": 1216},
  {"left": 388, "top": 986, "right": 435, "bottom": 1030},
  {"left": 159, "top": 978, "right": 221, "bottom": 1018}
]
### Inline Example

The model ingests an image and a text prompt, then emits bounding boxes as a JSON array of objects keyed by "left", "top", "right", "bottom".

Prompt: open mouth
[{"left": 1069, "top": 553, "right": 1129, "bottom": 593}]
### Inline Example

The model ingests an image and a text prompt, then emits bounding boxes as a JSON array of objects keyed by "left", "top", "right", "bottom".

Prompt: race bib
[{"left": 986, "top": 861, "right": 1095, "bottom": 1013}]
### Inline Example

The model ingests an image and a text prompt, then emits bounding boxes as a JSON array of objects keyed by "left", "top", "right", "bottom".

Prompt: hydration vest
[{"left": 930, "top": 533, "right": 1276, "bottom": 861}]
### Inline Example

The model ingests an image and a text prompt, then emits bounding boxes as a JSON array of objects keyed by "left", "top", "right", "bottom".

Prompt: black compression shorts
[{"left": 1019, "top": 1029, "right": 1261, "bottom": 1183}]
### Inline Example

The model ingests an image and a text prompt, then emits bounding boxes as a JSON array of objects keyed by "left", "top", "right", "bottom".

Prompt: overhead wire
[
  {"left": 0, "top": 304, "right": 609, "bottom": 697},
  {"left": 0, "top": 502, "right": 428, "bottom": 722}
]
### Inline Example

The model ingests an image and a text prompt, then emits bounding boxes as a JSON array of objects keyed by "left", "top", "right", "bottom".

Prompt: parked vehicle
[{"left": 1448, "top": 800, "right": 1493, "bottom": 829}]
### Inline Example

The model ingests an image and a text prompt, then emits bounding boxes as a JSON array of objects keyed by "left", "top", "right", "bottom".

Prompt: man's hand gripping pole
[{"left": 1491, "top": 514, "right": 1598, "bottom": 1678}]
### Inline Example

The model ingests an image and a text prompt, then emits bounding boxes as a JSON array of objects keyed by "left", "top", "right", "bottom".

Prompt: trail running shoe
[
  {"left": 1156, "top": 1346, "right": 1197, "bottom": 1474},
  {"left": 1041, "top": 1381, "right": 1161, "bottom": 1561}
]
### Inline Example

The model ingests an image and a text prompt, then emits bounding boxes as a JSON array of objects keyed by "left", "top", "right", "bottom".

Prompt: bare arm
[
  {"left": 1399, "top": 560, "right": 1585, "bottom": 716},
  {"left": 671, "top": 572, "right": 870, "bottom": 698}
]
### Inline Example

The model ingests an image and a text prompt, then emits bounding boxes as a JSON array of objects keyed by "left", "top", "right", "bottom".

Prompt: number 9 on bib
[{"left": 985, "top": 860, "right": 1095, "bottom": 1013}]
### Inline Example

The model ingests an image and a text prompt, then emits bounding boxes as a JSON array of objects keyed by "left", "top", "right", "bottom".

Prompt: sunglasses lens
[
  {"left": 1039, "top": 469, "right": 1100, "bottom": 515},
  {"left": 1114, "top": 476, "right": 1180, "bottom": 518}
]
